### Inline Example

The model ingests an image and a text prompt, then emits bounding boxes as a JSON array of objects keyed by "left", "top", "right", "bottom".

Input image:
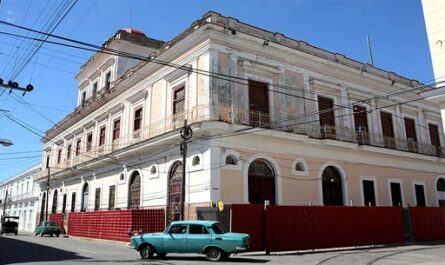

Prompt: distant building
[
  {"left": 36, "top": 12, "right": 445, "bottom": 228},
  {"left": 422, "top": 0, "right": 445, "bottom": 86},
  {"left": 0, "top": 164, "right": 41, "bottom": 232}
]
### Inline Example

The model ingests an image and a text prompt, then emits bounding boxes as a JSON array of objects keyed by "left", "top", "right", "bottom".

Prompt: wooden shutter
[
  {"left": 353, "top": 105, "right": 368, "bottom": 131},
  {"left": 380, "top": 111, "right": 394, "bottom": 138},
  {"left": 429, "top": 123, "right": 441, "bottom": 156},
  {"left": 94, "top": 188, "right": 101, "bottom": 211},
  {"left": 318, "top": 96, "right": 335, "bottom": 127},
  {"left": 248, "top": 80, "right": 269, "bottom": 114},
  {"left": 404, "top": 118, "right": 416, "bottom": 141}
]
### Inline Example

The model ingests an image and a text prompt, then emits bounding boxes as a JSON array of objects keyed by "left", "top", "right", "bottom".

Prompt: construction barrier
[
  {"left": 67, "top": 209, "right": 165, "bottom": 242},
  {"left": 231, "top": 204, "right": 404, "bottom": 253},
  {"left": 410, "top": 207, "right": 445, "bottom": 241},
  {"left": 48, "top": 213, "right": 63, "bottom": 228}
]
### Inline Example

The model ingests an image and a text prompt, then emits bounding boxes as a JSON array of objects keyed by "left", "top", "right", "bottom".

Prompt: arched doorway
[
  {"left": 248, "top": 159, "right": 276, "bottom": 205},
  {"left": 40, "top": 192, "right": 46, "bottom": 222},
  {"left": 322, "top": 166, "right": 344, "bottom": 206},
  {"left": 51, "top": 189, "right": 58, "bottom": 213},
  {"left": 128, "top": 171, "right": 141, "bottom": 209},
  {"left": 437, "top": 178, "right": 445, "bottom": 207},
  {"left": 81, "top": 183, "right": 89, "bottom": 212},
  {"left": 167, "top": 161, "right": 183, "bottom": 223}
]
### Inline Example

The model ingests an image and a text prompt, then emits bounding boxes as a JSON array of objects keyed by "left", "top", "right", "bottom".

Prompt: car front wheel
[
  {"left": 139, "top": 245, "right": 153, "bottom": 259},
  {"left": 205, "top": 247, "right": 225, "bottom": 262}
]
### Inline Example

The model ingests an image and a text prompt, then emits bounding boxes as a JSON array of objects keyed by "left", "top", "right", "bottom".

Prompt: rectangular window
[
  {"left": 46, "top": 155, "right": 50, "bottom": 169},
  {"left": 86, "top": 133, "right": 93, "bottom": 151},
  {"left": 353, "top": 105, "right": 369, "bottom": 144},
  {"left": 92, "top": 82, "right": 98, "bottom": 100},
  {"left": 113, "top": 119, "right": 121, "bottom": 141},
  {"left": 105, "top": 72, "right": 111, "bottom": 92},
  {"left": 173, "top": 86, "right": 185, "bottom": 115},
  {"left": 108, "top": 185, "right": 115, "bottom": 210},
  {"left": 318, "top": 96, "right": 336, "bottom": 139},
  {"left": 99, "top": 127, "right": 106, "bottom": 146},
  {"left": 189, "top": 224, "right": 209, "bottom": 234},
  {"left": 390, "top": 182, "right": 403, "bottom": 207},
  {"left": 248, "top": 80, "right": 270, "bottom": 126},
  {"left": 414, "top": 184, "right": 426, "bottom": 207},
  {"left": 94, "top": 188, "right": 101, "bottom": 211},
  {"left": 404, "top": 117, "right": 417, "bottom": 152},
  {"left": 362, "top": 180, "right": 376, "bottom": 206},
  {"left": 429, "top": 123, "right": 441, "bottom": 156},
  {"left": 67, "top": 144, "right": 72, "bottom": 160},
  {"left": 57, "top": 150, "right": 62, "bottom": 164},
  {"left": 134, "top": 108, "right": 143, "bottom": 131},
  {"left": 81, "top": 91, "right": 86, "bottom": 107},
  {"left": 380, "top": 111, "right": 395, "bottom": 149},
  {"left": 75, "top": 139, "right": 81, "bottom": 156},
  {"left": 71, "top": 192, "right": 76, "bottom": 212},
  {"left": 62, "top": 194, "right": 67, "bottom": 214}
]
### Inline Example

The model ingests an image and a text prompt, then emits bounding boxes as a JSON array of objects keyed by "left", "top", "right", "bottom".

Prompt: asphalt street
[{"left": 1, "top": 233, "right": 445, "bottom": 265}]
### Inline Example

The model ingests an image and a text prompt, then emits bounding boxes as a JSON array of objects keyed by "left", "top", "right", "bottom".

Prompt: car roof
[{"left": 169, "top": 220, "right": 218, "bottom": 226}]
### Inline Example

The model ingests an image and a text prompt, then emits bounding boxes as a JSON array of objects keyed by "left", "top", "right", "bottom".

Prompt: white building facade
[
  {"left": 0, "top": 164, "right": 41, "bottom": 232},
  {"left": 37, "top": 12, "right": 445, "bottom": 225}
]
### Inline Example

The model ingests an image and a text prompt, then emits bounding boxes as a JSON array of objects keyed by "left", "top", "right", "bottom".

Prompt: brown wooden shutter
[
  {"left": 429, "top": 123, "right": 441, "bottom": 156},
  {"left": 380, "top": 111, "right": 394, "bottom": 138},
  {"left": 353, "top": 105, "right": 368, "bottom": 131},
  {"left": 404, "top": 117, "right": 416, "bottom": 141},
  {"left": 318, "top": 96, "right": 335, "bottom": 127},
  {"left": 248, "top": 80, "right": 269, "bottom": 114}
]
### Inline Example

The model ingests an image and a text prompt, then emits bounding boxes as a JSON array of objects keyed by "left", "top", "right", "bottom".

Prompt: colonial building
[
  {"left": 36, "top": 11, "right": 445, "bottom": 224},
  {"left": 0, "top": 164, "right": 41, "bottom": 232}
]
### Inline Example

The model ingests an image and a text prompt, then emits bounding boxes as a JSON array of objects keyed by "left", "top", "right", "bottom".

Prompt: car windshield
[{"left": 211, "top": 223, "right": 226, "bottom": 234}]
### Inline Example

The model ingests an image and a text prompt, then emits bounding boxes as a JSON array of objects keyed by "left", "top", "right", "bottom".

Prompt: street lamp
[{"left": 0, "top": 138, "right": 13, "bottom": 147}]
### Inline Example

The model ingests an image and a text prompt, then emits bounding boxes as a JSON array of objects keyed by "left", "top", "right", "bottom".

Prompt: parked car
[
  {"left": 1, "top": 216, "right": 19, "bottom": 235},
  {"left": 34, "top": 221, "right": 61, "bottom": 237},
  {"left": 130, "top": 220, "right": 250, "bottom": 261}
]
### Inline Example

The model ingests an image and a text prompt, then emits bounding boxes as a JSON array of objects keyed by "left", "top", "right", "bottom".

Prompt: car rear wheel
[
  {"left": 205, "top": 247, "right": 224, "bottom": 262},
  {"left": 139, "top": 245, "right": 154, "bottom": 259},
  {"left": 56, "top": 233, "right": 60, "bottom": 237}
]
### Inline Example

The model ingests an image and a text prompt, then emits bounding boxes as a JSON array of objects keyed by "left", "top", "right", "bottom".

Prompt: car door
[
  {"left": 186, "top": 224, "right": 211, "bottom": 253},
  {"left": 163, "top": 224, "right": 187, "bottom": 253}
]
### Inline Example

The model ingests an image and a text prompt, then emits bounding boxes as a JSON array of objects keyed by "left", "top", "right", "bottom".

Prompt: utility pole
[
  {"left": 45, "top": 167, "right": 50, "bottom": 221},
  {"left": 0, "top": 78, "right": 34, "bottom": 96},
  {"left": 179, "top": 120, "right": 192, "bottom": 221}
]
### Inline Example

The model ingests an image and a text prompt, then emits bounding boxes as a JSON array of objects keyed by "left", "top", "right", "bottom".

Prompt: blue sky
[{"left": 0, "top": 0, "right": 433, "bottom": 181}]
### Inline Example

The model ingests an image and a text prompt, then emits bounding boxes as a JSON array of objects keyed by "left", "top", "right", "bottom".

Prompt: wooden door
[
  {"left": 380, "top": 111, "right": 395, "bottom": 148},
  {"left": 248, "top": 80, "right": 270, "bottom": 126},
  {"left": 318, "top": 96, "right": 336, "bottom": 139}
]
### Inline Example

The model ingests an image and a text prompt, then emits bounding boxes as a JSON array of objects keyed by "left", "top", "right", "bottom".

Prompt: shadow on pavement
[
  {"left": 0, "top": 236, "right": 90, "bottom": 264},
  {"left": 83, "top": 256, "right": 270, "bottom": 263}
]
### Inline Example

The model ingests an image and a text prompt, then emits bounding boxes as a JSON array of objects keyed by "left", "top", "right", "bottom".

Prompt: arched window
[
  {"left": 128, "top": 171, "right": 141, "bottom": 209},
  {"left": 248, "top": 159, "right": 276, "bottom": 205},
  {"left": 321, "top": 166, "right": 344, "bottom": 206},
  {"left": 226, "top": 155, "right": 238, "bottom": 165},
  {"left": 51, "top": 189, "right": 58, "bottom": 214},
  {"left": 192, "top": 156, "right": 200, "bottom": 166},
  {"left": 150, "top": 166, "right": 157, "bottom": 174},
  {"left": 81, "top": 183, "right": 89, "bottom": 212},
  {"left": 167, "top": 161, "right": 183, "bottom": 223},
  {"left": 40, "top": 192, "right": 46, "bottom": 222},
  {"left": 295, "top": 162, "right": 305, "bottom": 171},
  {"left": 437, "top": 178, "right": 445, "bottom": 207}
]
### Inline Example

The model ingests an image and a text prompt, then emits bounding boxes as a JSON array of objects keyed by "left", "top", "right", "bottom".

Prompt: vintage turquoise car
[
  {"left": 34, "top": 221, "right": 61, "bottom": 237},
  {"left": 130, "top": 220, "right": 250, "bottom": 261}
]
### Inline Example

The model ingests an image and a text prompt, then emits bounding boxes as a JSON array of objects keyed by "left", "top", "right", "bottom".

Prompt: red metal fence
[
  {"left": 48, "top": 213, "right": 63, "bottom": 228},
  {"left": 410, "top": 207, "right": 445, "bottom": 241},
  {"left": 265, "top": 206, "right": 404, "bottom": 252},
  {"left": 67, "top": 209, "right": 165, "bottom": 242},
  {"left": 231, "top": 205, "right": 404, "bottom": 253},
  {"left": 231, "top": 204, "right": 265, "bottom": 251}
]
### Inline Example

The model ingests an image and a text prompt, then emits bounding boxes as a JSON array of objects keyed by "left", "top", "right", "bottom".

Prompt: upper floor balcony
[{"left": 39, "top": 103, "right": 445, "bottom": 180}]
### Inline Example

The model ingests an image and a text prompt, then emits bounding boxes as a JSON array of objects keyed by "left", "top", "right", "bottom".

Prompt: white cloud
[
  {"left": 7, "top": 10, "right": 14, "bottom": 16},
  {"left": 6, "top": 10, "right": 15, "bottom": 23}
]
